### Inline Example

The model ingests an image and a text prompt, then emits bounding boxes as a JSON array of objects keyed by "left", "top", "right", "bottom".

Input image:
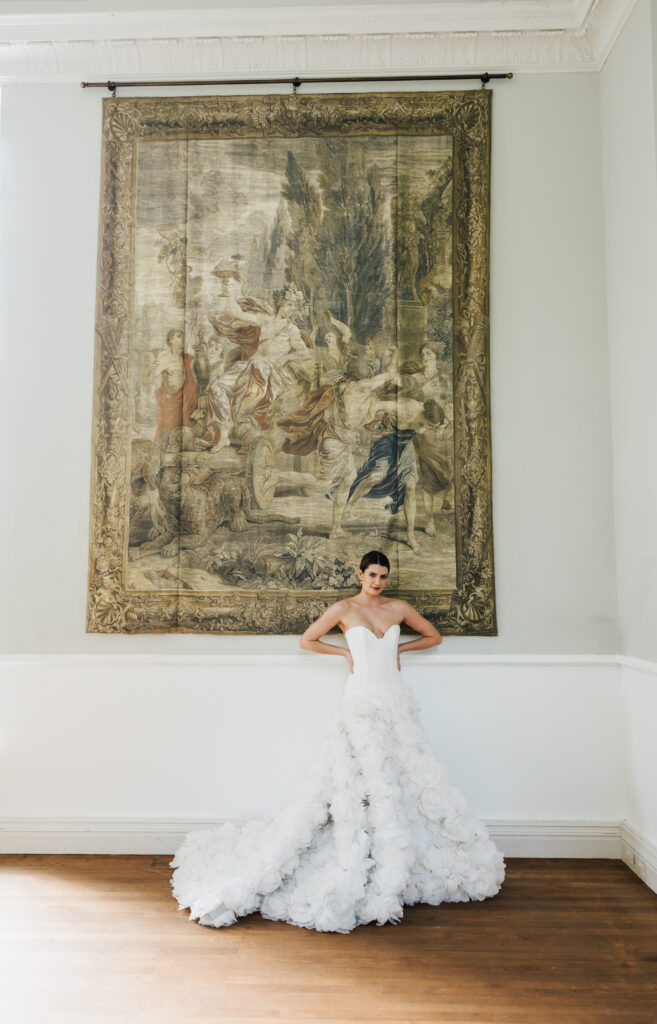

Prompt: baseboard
[
  {"left": 487, "top": 818, "right": 622, "bottom": 859},
  {"left": 618, "top": 820, "right": 657, "bottom": 894},
  {"left": 1, "top": 816, "right": 649, "bottom": 879},
  {"left": 5, "top": 816, "right": 656, "bottom": 893}
]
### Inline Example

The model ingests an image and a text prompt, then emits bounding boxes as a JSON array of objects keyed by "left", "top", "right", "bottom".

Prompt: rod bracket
[
  {"left": 292, "top": 77, "right": 301, "bottom": 95},
  {"left": 107, "top": 80, "right": 117, "bottom": 97}
]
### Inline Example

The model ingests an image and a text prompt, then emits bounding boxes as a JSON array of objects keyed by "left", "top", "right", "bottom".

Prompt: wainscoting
[{"left": 1, "top": 653, "right": 655, "bottom": 893}]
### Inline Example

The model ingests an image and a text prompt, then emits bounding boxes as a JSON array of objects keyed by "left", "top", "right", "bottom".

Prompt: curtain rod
[{"left": 81, "top": 71, "right": 513, "bottom": 97}]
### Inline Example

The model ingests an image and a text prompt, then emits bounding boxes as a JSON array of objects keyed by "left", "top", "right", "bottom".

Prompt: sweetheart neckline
[{"left": 344, "top": 624, "right": 401, "bottom": 641}]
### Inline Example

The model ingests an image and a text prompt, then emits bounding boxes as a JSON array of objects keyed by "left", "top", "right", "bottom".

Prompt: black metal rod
[{"left": 81, "top": 71, "right": 513, "bottom": 94}]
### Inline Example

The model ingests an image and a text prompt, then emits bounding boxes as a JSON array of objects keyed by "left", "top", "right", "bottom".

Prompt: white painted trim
[
  {"left": 490, "top": 817, "right": 622, "bottom": 858},
  {"left": 7, "top": 817, "right": 655, "bottom": 895},
  {"left": 0, "top": 815, "right": 625, "bottom": 860},
  {"left": 0, "top": 0, "right": 640, "bottom": 82},
  {"left": 2, "top": 817, "right": 652, "bottom": 893},
  {"left": 4, "top": 653, "right": 651, "bottom": 672},
  {"left": 619, "top": 820, "right": 657, "bottom": 894},
  {"left": 0, "top": 2, "right": 599, "bottom": 42},
  {"left": 0, "top": 652, "right": 621, "bottom": 668},
  {"left": 618, "top": 654, "right": 657, "bottom": 678}
]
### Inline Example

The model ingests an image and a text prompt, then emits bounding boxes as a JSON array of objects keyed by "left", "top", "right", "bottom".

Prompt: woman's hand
[{"left": 344, "top": 650, "right": 355, "bottom": 674}]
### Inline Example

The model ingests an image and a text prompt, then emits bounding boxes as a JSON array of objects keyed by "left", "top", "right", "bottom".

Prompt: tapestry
[{"left": 87, "top": 91, "right": 496, "bottom": 634}]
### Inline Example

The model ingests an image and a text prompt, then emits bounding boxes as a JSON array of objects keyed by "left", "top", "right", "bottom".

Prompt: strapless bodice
[{"left": 343, "top": 623, "right": 401, "bottom": 692}]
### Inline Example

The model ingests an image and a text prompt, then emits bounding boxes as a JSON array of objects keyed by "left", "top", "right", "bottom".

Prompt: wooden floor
[{"left": 0, "top": 857, "right": 655, "bottom": 1024}]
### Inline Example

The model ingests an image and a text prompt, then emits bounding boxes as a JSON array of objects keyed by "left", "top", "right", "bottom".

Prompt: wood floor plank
[{"left": 0, "top": 857, "right": 655, "bottom": 1023}]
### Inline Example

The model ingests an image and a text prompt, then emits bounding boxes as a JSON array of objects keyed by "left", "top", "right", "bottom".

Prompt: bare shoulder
[
  {"left": 334, "top": 597, "right": 360, "bottom": 625},
  {"left": 395, "top": 599, "right": 442, "bottom": 638},
  {"left": 300, "top": 599, "right": 349, "bottom": 642},
  {"left": 319, "top": 598, "right": 351, "bottom": 625},
  {"left": 387, "top": 597, "right": 412, "bottom": 618}
]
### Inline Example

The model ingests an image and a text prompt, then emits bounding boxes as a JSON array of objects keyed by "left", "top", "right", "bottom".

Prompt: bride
[{"left": 169, "top": 550, "right": 505, "bottom": 932}]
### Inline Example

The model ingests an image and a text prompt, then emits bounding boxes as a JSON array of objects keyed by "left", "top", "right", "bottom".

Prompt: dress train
[{"left": 170, "top": 624, "right": 505, "bottom": 932}]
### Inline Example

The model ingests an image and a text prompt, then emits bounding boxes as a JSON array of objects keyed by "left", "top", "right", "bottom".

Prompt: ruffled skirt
[{"left": 169, "top": 676, "right": 505, "bottom": 933}]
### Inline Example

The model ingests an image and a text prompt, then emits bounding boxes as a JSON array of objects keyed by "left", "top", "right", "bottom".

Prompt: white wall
[
  {"left": 600, "top": 0, "right": 657, "bottom": 665},
  {"left": 0, "top": 74, "right": 619, "bottom": 656},
  {"left": 619, "top": 662, "right": 657, "bottom": 847},
  {"left": 0, "top": 655, "right": 625, "bottom": 838},
  {"left": 598, "top": 0, "right": 657, "bottom": 861},
  {"left": 2, "top": 58, "right": 653, "bottom": 857}
]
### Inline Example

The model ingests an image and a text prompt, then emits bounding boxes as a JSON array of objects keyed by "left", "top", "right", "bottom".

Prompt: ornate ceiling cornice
[{"left": 0, "top": 0, "right": 639, "bottom": 82}]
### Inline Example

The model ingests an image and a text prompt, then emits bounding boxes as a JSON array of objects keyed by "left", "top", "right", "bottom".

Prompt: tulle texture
[{"left": 169, "top": 624, "right": 505, "bottom": 933}]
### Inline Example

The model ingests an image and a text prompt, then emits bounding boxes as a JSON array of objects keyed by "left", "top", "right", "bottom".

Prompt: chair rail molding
[{"left": 0, "top": 0, "right": 640, "bottom": 83}]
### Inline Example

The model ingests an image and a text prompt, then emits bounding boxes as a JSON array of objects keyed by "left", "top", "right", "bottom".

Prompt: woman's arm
[
  {"left": 299, "top": 600, "right": 350, "bottom": 659},
  {"left": 396, "top": 600, "right": 442, "bottom": 654}
]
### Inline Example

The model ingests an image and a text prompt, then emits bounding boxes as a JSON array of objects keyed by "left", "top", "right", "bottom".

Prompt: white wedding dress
[{"left": 169, "top": 624, "right": 505, "bottom": 933}]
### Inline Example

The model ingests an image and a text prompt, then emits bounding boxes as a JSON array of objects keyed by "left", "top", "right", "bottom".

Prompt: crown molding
[
  {"left": 0, "top": 1, "right": 598, "bottom": 42},
  {"left": 0, "top": 0, "right": 639, "bottom": 84}
]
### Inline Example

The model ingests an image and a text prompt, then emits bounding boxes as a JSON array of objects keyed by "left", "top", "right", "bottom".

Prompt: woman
[{"left": 170, "top": 551, "right": 505, "bottom": 932}]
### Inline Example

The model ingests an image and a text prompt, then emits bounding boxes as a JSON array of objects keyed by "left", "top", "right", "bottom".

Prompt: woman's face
[{"left": 357, "top": 563, "right": 389, "bottom": 596}]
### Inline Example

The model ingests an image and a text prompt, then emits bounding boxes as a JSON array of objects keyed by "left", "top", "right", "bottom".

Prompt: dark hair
[{"left": 359, "top": 550, "right": 390, "bottom": 573}]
